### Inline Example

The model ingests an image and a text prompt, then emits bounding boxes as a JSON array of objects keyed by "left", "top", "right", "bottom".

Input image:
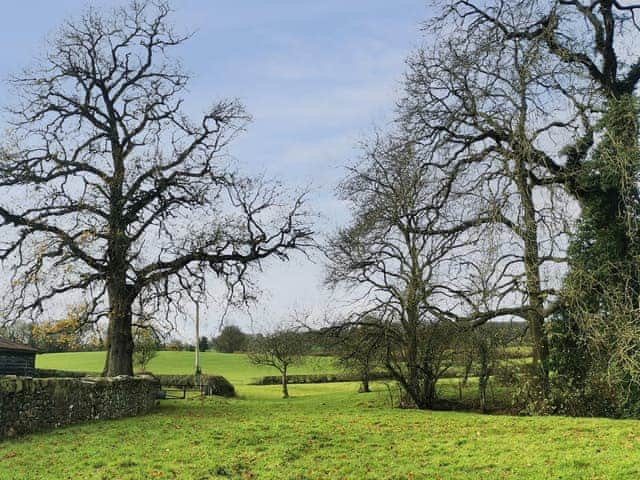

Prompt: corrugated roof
[{"left": 0, "top": 338, "right": 38, "bottom": 353}]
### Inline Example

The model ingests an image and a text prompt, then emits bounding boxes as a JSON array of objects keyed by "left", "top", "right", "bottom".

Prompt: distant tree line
[{"left": 0, "top": 316, "right": 104, "bottom": 353}]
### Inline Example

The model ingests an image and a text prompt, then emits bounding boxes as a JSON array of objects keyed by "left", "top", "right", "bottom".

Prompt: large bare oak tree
[{"left": 0, "top": 1, "right": 313, "bottom": 375}]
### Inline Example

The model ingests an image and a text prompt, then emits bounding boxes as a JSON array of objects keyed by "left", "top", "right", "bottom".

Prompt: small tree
[
  {"left": 198, "top": 336, "right": 210, "bottom": 352},
  {"left": 213, "top": 325, "right": 248, "bottom": 353},
  {"left": 463, "top": 324, "right": 511, "bottom": 413},
  {"left": 331, "top": 322, "right": 384, "bottom": 393},
  {"left": 248, "top": 328, "right": 306, "bottom": 398},
  {"left": 133, "top": 329, "right": 158, "bottom": 373}
]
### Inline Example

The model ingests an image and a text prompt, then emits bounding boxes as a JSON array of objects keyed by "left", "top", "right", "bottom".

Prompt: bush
[
  {"left": 133, "top": 329, "right": 158, "bottom": 373},
  {"left": 547, "top": 311, "right": 640, "bottom": 418},
  {"left": 509, "top": 366, "right": 554, "bottom": 416}
]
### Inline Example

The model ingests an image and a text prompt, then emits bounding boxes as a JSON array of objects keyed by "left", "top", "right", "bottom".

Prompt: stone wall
[
  {"left": 33, "top": 368, "right": 94, "bottom": 378},
  {"left": 0, "top": 375, "right": 160, "bottom": 440}
]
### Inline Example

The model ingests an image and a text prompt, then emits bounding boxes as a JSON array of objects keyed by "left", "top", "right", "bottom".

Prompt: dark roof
[{"left": 0, "top": 338, "right": 38, "bottom": 353}]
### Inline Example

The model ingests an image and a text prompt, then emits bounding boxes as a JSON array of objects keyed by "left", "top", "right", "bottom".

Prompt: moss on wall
[{"left": 0, "top": 375, "right": 160, "bottom": 440}]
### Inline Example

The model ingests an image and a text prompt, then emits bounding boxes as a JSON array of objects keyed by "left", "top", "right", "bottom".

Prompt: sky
[{"left": 0, "top": 1, "right": 431, "bottom": 338}]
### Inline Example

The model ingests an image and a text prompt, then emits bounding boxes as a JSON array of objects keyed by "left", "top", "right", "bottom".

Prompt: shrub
[{"left": 133, "top": 329, "right": 158, "bottom": 373}]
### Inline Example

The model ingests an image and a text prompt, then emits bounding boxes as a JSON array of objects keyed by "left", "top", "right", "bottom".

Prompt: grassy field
[
  {"left": 36, "top": 351, "right": 339, "bottom": 386},
  {"left": 1, "top": 351, "right": 638, "bottom": 479}
]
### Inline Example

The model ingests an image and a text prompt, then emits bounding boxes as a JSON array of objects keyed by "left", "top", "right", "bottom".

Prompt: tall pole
[
  {"left": 194, "top": 268, "right": 205, "bottom": 393},
  {"left": 195, "top": 298, "right": 201, "bottom": 376}
]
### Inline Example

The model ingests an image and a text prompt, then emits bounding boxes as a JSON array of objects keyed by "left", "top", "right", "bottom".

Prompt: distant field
[{"left": 36, "top": 351, "right": 339, "bottom": 385}]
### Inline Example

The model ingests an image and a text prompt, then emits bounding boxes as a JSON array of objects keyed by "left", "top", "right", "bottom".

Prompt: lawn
[{"left": 0, "top": 352, "right": 637, "bottom": 479}]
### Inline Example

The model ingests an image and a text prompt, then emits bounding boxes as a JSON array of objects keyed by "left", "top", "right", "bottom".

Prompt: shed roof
[{"left": 0, "top": 338, "right": 38, "bottom": 353}]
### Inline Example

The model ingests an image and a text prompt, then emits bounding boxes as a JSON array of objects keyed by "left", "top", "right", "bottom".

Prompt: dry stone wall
[{"left": 0, "top": 375, "right": 159, "bottom": 440}]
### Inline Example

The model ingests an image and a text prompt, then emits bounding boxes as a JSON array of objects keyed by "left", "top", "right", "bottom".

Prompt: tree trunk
[
  {"left": 405, "top": 289, "right": 421, "bottom": 405},
  {"left": 513, "top": 115, "right": 549, "bottom": 383},
  {"left": 281, "top": 366, "right": 289, "bottom": 399},
  {"left": 102, "top": 134, "right": 135, "bottom": 377},
  {"left": 359, "top": 370, "right": 371, "bottom": 393},
  {"left": 478, "top": 345, "right": 488, "bottom": 413},
  {"left": 462, "top": 354, "right": 472, "bottom": 386},
  {"left": 421, "top": 377, "right": 437, "bottom": 410},
  {"left": 479, "top": 377, "right": 487, "bottom": 413},
  {"left": 520, "top": 179, "right": 548, "bottom": 380},
  {"left": 103, "top": 280, "right": 135, "bottom": 376}
]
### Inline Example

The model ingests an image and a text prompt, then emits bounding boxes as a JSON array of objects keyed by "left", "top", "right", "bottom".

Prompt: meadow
[
  {"left": 0, "top": 352, "right": 639, "bottom": 479},
  {"left": 35, "top": 351, "right": 339, "bottom": 387}
]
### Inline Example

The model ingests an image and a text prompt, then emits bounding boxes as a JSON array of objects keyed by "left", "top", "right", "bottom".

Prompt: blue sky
[{"left": 0, "top": 1, "right": 430, "bottom": 336}]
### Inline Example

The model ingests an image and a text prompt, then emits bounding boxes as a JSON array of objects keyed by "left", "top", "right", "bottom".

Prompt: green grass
[
  {"left": 0, "top": 351, "right": 635, "bottom": 478},
  {"left": 2, "top": 382, "right": 640, "bottom": 479},
  {"left": 36, "top": 351, "right": 339, "bottom": 385}
]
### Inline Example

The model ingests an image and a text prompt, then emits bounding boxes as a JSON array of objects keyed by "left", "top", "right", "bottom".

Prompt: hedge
[
  {"left": 154, "top": 374, "right": 235, "bottom": 397},
  {"left": 249, "top": 372, "right": 392, "bottom": 385}
]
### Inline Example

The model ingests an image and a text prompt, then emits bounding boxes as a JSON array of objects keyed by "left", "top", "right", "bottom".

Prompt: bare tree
[
  {"left": 0, "top": 1, "right": 313, "bottom": 376},
  {"left": 450, "top": 0, "right": 640, "bottom": 100},
  {"left": 330, "top": 320, "right": 385, "bottom": 393},
  {"left": 248, "top": 328, "right": 307, "bottom": 399},
  {"left": 463, "top": 323, "right": 515, "bottom": 413},
  {"left": 398, "top": 2, "right": 591, "bottom": 381},
  {"left": 447, "top": 0, "right": 640, "bottom": 265},
  {"left": 327, "top": 137, "right": 486, "bottom": 408},
  {"left": 445, "top": 0, "right": 640, "bottom": 407}
]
